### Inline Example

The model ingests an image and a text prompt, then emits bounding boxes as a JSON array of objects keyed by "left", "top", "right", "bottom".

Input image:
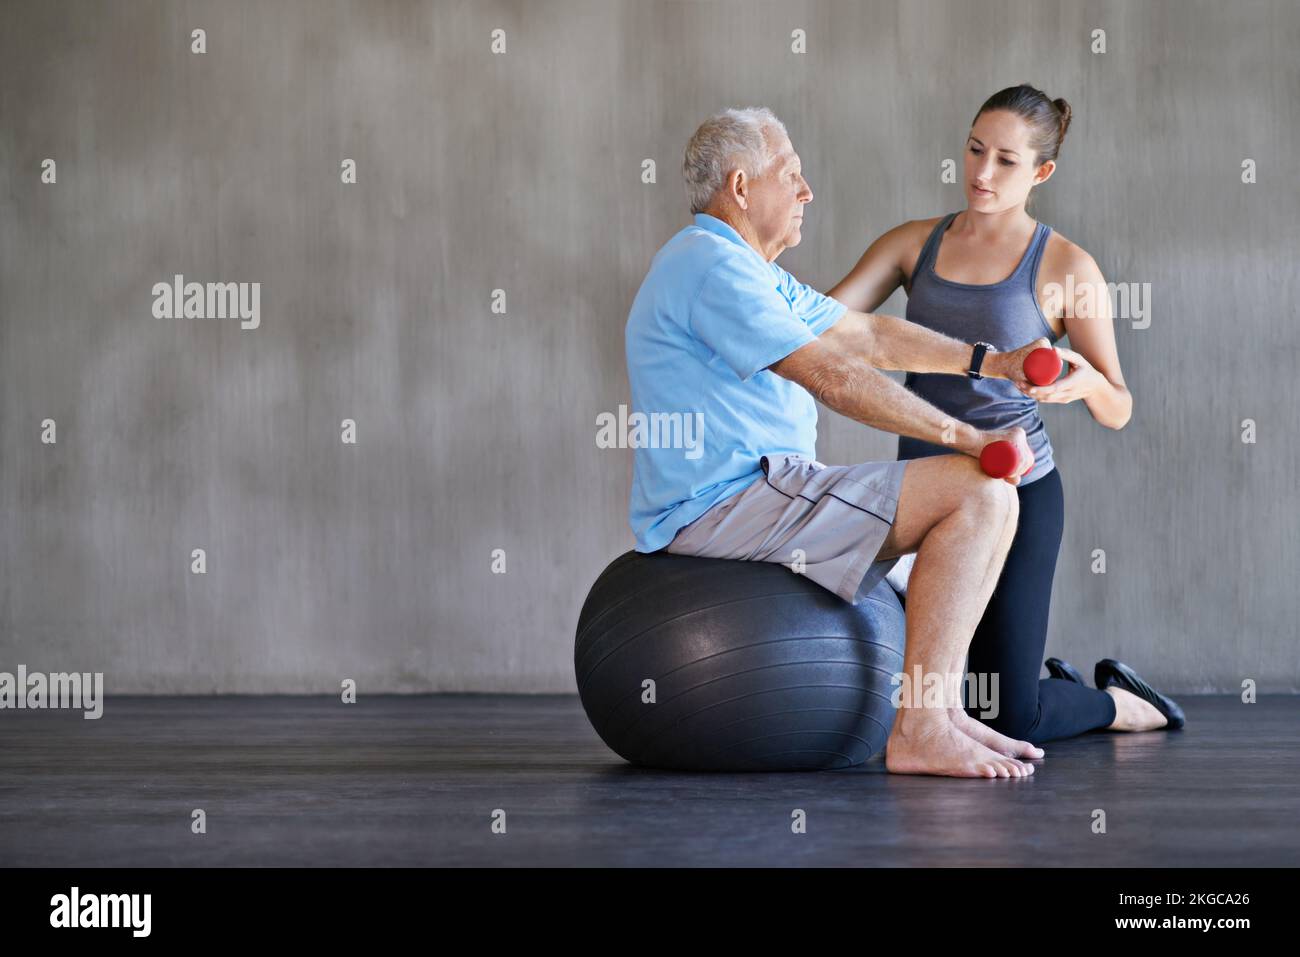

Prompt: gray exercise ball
[{"left": 574, "top": 550, "right": 906, "bottom": 772}]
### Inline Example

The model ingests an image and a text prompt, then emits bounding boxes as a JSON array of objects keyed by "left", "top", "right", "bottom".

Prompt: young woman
[{"left": 828, "top": 84, "right": 1184, "bottom": 743}]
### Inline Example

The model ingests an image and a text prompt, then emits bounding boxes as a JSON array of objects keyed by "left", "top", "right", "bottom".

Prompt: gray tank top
[{"left": 898, "top": 212, "right": 1060, "bottom": 485}]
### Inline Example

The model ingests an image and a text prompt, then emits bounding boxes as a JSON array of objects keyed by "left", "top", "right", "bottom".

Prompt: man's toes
[{"left": 1004, "top": 757, "right": 1032, "bottom": 776}]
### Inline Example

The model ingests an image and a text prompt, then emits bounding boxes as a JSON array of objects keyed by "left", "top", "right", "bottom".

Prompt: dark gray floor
[{"left": 1, "top": 695, "right": 1296, "bottom": 867}]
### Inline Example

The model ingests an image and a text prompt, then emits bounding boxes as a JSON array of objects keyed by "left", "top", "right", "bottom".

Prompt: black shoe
[
  {"left": 1094, "top": 658, "right": 1185, "bottom": 730},
  {"left": 1045, "top": 657, "right": 1087, "bottom": 685}
]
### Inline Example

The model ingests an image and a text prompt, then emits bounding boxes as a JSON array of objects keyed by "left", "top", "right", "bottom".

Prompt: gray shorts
[{"left": 664, "top": 453, "right": 908, "bottom": 604}]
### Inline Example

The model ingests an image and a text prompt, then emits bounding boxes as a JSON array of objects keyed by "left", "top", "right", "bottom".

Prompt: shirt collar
[{"left": 693, "top": 212, "right": 755, "bottom": 253}]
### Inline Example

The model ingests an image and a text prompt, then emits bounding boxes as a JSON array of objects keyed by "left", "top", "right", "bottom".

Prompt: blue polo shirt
[{"left": 625, "top": 212, "right": 848, "bottom": 552}]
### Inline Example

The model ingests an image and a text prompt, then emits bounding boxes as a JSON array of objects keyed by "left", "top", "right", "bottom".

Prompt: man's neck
[{"left": 702, "top": 206, "right": 775, "bottom": 262}]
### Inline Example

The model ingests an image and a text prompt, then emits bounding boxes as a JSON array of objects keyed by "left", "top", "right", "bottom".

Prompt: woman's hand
[{"left": 1015, "top": 346, "right": 1105, "bottom": 404}]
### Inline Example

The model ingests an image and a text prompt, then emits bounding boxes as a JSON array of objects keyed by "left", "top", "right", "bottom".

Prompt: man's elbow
[
  {"left": 805, "top": 365, "right": 861, "bottom": 412},
  {"left": 769, "top": 339, "right": 866, "bottom": 412}
]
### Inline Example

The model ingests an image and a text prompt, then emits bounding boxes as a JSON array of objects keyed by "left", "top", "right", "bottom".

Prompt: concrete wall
[{"left": 2, "top": 0, "right": 1296, "bottom": 693}]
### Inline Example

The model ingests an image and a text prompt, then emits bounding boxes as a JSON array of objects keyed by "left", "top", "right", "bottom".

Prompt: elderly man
[{"left": 625, "top": 107, "right": 1052, "bottom": 779}]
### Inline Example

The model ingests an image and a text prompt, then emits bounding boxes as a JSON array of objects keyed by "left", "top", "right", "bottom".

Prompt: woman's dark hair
[{"left": 972, "top": 84, "right": 1072, "bottom": 166}]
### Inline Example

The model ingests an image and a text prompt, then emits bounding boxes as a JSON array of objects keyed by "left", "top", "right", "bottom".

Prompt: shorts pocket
[
  {"left": 764, "top": 457, "right": 898, "bottom": 523},
  {"left": 758, "top": 454, "right": 821, "bottom": 499},
  {"left": 760, "top": 452, "right": 813, "bottom": 480}
]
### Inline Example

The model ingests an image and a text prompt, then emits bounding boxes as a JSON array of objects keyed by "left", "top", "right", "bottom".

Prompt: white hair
[{"left": 682, "top": 107, "right": 789, "bottom": 214}]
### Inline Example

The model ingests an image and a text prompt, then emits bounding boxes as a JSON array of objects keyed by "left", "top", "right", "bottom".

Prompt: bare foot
[
  {"left": 1105, "top": 686, "right": 1168, "bottom": 731},
  {"left": 948, "top": 708, "right": 1045, "bottom": 760},
  {"left": 885, "top": 710, "right": 1036, "bottom": 778}
]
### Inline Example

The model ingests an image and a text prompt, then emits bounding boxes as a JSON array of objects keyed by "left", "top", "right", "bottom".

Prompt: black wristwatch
[{"left": 967, "top": 341, "right": 996, "bottom": 380}]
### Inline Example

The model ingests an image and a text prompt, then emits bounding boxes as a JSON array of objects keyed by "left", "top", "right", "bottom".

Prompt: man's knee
[
  {"left": 880, "top": 456, "right": 1017, "bottom": 559},
  {"left": 963, "top": 472, "right": 1019, "bottom": 525},
  {"left": 998, "top": 480, "right": 1020, "bottom": 523}
]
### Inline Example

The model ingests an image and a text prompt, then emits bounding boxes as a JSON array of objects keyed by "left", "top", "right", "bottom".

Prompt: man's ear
[{"left": 730, "top": 168, "right": 750, "bottom": 210}]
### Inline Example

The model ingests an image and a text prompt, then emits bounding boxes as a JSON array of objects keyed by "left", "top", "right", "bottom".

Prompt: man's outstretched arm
[
  {"left": 768, "top": 324, "right": 1035, "bottom": 482},
  {"left": 818, "top": 310, "right": 1048, "bottom": 382},
  {"left": 769, "top": 330, "right": 983, "bottom": 455}
]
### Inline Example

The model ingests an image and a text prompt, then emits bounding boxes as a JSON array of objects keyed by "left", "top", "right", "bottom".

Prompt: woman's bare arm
[
  {"left": 1023, "top": 246, "right": 1133, "bottom": 429},
  {"left": 825, "top": 221, "right": 923, "bottom": 313}
]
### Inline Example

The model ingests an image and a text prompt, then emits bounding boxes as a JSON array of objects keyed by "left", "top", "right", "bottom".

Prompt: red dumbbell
[
  {"left": 1024, "top": 347, "right": 1063, "bottom": 386},
  {"left": 980, "top": 440, "right": 1035, "bottom": 479}
]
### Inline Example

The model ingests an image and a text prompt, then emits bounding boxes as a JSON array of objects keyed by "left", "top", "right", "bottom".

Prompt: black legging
[{"left": 960, "top": 466, "right": 1117, "bottom": 744}]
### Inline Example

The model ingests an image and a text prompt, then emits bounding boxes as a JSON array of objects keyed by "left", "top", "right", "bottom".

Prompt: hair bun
[{"left": 1053, "top": 98, "right": 1073, "bottom": 139}]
